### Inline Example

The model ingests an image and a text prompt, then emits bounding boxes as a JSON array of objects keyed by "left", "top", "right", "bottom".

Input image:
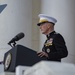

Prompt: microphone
[{"left": 8, "top": 32, "right": 25, "bottom": 45}]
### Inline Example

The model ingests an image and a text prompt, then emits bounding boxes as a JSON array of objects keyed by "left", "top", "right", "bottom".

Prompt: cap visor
[
  {"left": 37, "top": 23, "right": 42, "bottom": 26},
  {"left": 37, "top": 22, "right": 47, "bottom": 26}
]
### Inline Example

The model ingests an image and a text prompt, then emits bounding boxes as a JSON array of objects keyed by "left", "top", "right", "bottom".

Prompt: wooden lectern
[{"left": 3, "top": 45, "right": 47, "bottom": 72}]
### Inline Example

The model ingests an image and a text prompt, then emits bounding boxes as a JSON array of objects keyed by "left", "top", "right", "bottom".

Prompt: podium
[{"left": 3, "top": 45, "right": 47, "bottom": 72}]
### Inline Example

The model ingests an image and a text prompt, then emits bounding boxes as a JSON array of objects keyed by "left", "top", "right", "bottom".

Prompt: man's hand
[{"left": 37, "top": 51, "right": 48, "bottom": 58}]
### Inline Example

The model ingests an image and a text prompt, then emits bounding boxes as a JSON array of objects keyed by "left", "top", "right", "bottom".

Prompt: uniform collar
[{"left": 46, "top": 31, "right": 55, "bottom": 39}]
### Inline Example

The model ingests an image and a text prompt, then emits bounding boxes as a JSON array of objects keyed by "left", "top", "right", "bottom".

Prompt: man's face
[{"left": 39, "top": 22, "right": 51, "bottom": 34}]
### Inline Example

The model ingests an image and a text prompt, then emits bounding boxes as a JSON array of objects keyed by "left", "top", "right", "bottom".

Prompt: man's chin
[{"left": 41, "top": 31, "right": 45, "bottom": 34}]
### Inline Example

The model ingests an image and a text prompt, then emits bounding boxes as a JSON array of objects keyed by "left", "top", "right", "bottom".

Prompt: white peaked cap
[{"left": 37, "top": 14, "right": 57, "bottom": 26}]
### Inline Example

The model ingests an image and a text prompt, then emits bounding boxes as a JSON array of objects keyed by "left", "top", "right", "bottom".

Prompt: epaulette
[{"left": 54, "top": 32, "right": 59, "bottom": 35}]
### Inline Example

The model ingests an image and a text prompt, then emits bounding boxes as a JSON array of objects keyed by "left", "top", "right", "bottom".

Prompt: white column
[
  {"left": 0, "top": 0, "right": 32, "bottom": 61},
  {"left": 40, "top": 0, "right": 75, "bottom": 63}
]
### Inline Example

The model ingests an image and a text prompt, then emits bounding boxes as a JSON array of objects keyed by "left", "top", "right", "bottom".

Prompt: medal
[
  {"left": 47, "top": 48, "right": 50, "bottom": 53},
  {"left": 49, "top": 38, "right": 53, "bottom": 43}
]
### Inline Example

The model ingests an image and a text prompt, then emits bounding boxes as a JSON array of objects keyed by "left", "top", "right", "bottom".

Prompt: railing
[
  {"left": 16, "top": 66, "right": 30, "bottom": 75},
  {"left": 16, "top": 61, "right": 75, "bottom": 75}
]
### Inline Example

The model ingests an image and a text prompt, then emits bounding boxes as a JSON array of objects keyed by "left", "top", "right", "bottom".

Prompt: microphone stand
[
  {"left": 8, "top": 41, "right": 16, "bottom": 48},
  {"left": 13, "top": 41, "right": 16, "bottom": 47}
]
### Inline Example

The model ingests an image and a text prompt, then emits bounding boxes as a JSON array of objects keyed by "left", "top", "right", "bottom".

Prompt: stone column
[
  {"left": 0, "top": 0, "right": 32, "bottom": 61},
  {"left": 40, "top": 0, "right": 75, "bottom": 63}
]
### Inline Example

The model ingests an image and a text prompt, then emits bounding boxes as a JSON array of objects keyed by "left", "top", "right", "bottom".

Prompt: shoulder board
[{"left": 54, "top": 32, "right": 59, "bottom": 34}]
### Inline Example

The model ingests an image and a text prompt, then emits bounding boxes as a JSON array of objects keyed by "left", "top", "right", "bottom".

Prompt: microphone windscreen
[{"left": 15, "top": 32, "right": 25, "bottom": 41}]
